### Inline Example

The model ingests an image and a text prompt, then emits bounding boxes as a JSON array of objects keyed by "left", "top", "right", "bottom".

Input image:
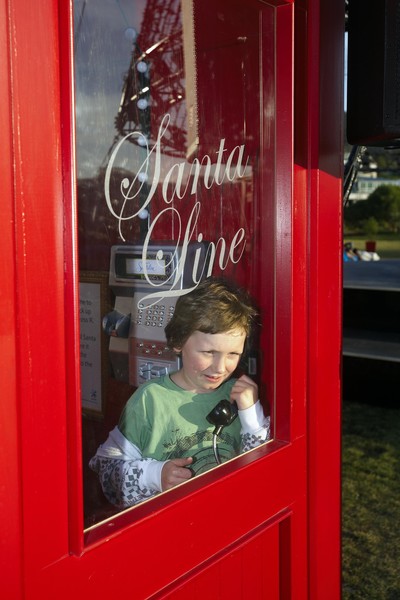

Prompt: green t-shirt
[{"left": 119, "top": 375, "right": 241, "bottom": 476}]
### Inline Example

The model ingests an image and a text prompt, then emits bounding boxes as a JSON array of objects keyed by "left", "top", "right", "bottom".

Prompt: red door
[{"left": 1, "top": 0, "right": 342, "bottom": 598}]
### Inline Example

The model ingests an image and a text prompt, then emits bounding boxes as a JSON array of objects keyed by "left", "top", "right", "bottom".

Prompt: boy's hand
[
  {"left": 161, "top": 457, "right": 193, "bottom": 491},
  {"left": 230, "top": 374, "right": 258, "bottom": 411}
]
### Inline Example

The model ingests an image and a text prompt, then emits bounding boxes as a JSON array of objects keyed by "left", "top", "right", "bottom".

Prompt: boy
[{"left": 89, "top": 278, "right": 270, "bottom": 507}]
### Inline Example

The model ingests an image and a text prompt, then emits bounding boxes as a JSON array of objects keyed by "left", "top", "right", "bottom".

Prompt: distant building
[
  {"left": 344, "top": 150, "right": 400, "bottom": 202},
  {"left": 349, "top": 175, "right": 400, "bottom": 202}
]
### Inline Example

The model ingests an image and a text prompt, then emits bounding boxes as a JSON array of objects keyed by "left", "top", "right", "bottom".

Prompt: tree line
[{"left": 344, "top": 184, "right": 400, "bottom": 235}]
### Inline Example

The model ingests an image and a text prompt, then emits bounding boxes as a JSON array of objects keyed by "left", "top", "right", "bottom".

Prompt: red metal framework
[{"left": 113, "top": 0, "right": 187, "bottom": 157}]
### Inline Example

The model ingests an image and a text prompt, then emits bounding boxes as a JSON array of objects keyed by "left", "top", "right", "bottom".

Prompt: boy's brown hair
[{"left": 165, "top": 277, "right": 258, "bottom": 351}]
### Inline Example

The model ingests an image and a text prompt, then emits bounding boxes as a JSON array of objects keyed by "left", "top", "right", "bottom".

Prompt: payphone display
[{"left": 104, "top": 242, "right": 209, "bottom": 387}]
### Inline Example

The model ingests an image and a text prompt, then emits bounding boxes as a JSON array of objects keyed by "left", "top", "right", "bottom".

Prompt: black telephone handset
[
  {"left": 206, "top": 351, "right": 257, "bottom": 464},
  {"left": 206, "top": 399, "right": 238, "bottom": 436},
  {"left": 206, "top": 399, "right": 238, "bottom": 465}
]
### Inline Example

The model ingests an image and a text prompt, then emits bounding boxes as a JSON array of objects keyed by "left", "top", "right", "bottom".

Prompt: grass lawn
[
  {"left": 342, "top": 401, "right": 400, "bottom": 599},
  {"left": 343, "top": 233, "right": 400, "bottom": 258}
]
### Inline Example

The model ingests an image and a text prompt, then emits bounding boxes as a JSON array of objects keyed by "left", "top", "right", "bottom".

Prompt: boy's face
[{"left": 173, "top": 329, "right": 246, "bottom": 394}]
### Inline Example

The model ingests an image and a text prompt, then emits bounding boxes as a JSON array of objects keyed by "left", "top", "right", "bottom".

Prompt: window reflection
[{"left": 75, "top": 0, "right": 271, "bottom": 528}]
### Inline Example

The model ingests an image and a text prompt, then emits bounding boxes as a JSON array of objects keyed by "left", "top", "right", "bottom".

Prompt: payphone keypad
[
  {"left": 129, "top": 298, "right": 178, "bottom": 386},
  {"left": 136, "top": 303, "right": 175, "bottom": 328}
]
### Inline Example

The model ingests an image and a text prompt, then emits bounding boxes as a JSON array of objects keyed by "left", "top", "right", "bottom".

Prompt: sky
[{"left": 74, "top": 0, "right": 148, "bottom": 178}]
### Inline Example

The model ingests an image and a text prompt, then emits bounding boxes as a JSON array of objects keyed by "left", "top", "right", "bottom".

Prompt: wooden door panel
[
  {"left": 31, "top": 438, "right": 307, "bottom": 599},
  {"left": 2, "top": 0, "right": 321, "bottom": 598},
  {"left": 158, "top": 521, "right": 281, "bottom": 599}
]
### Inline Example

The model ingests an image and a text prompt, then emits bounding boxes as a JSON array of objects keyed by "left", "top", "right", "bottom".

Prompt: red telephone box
[{"left": 1, "top": 0, "right": 342, "bottom": 598}]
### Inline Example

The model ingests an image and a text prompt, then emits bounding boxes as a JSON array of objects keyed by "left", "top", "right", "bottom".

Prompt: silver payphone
[{"left": 104, "top": 242, "right": 209, "bottom": 387}]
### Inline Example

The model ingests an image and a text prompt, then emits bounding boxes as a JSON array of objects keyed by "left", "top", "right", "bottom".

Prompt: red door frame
[
  {"left": 305, "top": 1, "right": 343, "bottom": 595},
  {"left": 1, "top": 0, "right": 23, "bottom": 595},
  {"left": 0, "top": 0, "right": 343, "bottom": 598}
]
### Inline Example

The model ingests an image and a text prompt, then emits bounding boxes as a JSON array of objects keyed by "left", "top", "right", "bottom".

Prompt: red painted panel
[
  {"left": 157, "top": 519, "right": 281, "bottom": 599},
  {"left": 305, "top": 0, "right": 343, "bottom": 598},
  {"left": 6, "top": 0, "right": 70, "bottom": 580},
  {"left": 1, "top": 0, "right": 343, "bottom": 598},
  {"left": 33, "top": 438, "right": 308, "bottom": 599},
  {"left": 59, "top": 0, "right": 85, "bottom": 553},
  {"left": 0, "top": 1, "right": 23, "bottom": 597}
]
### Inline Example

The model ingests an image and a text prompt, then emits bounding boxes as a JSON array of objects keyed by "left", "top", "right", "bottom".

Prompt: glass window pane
[{"left": 75, "top": 0, "right": 274, "bottom": 528}]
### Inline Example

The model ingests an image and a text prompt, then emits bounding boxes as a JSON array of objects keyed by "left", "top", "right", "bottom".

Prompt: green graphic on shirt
[{"left": 163, "top": 429, "right": 240, "bottom": 475}]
